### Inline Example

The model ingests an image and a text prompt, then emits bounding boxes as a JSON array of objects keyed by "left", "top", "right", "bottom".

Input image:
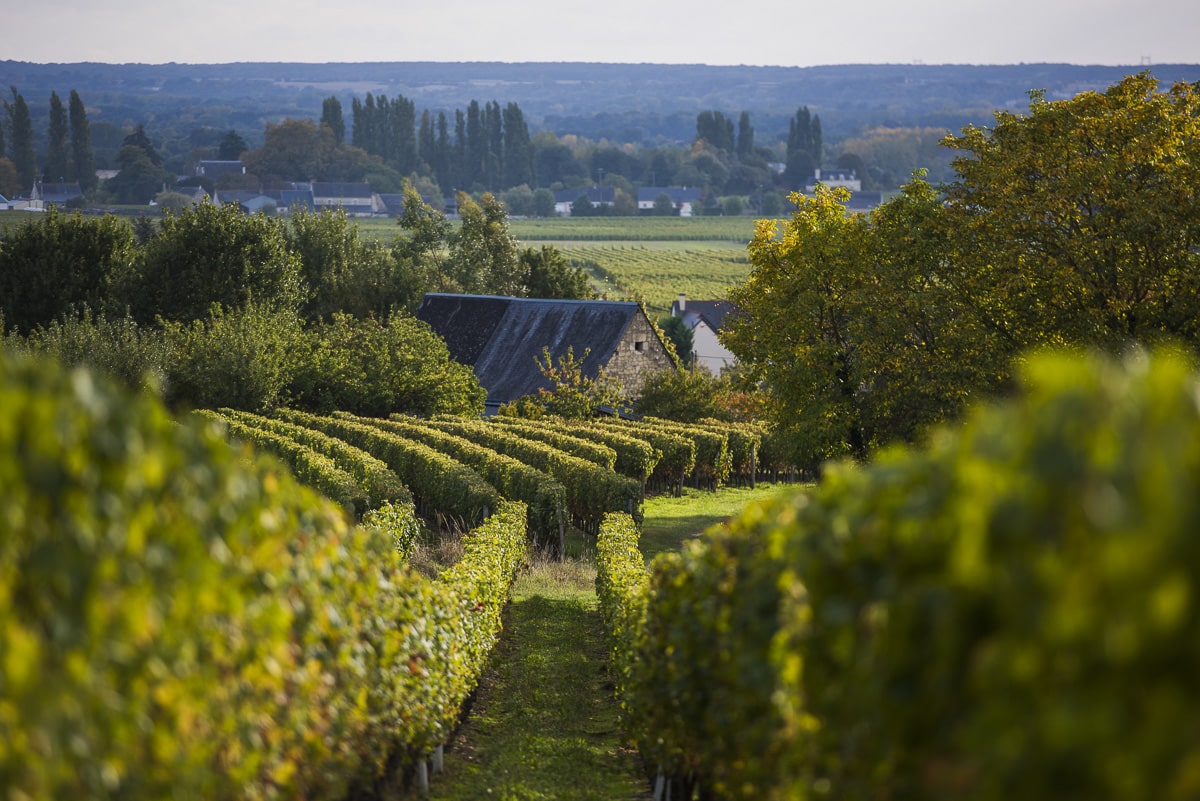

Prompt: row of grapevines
[
  {"left": 0, "top": 347, "right": 527, "bottom": 801},
  {"left": 449, "top": 413, "right": 618, "bottom": 470},
  {"left": 413, "top": 414, "right": 643, "bottom": 533},
  {"left": 339, "top": 412, "right": 566, "bottom": 547},
  {"left": 217, "top": 407, "right": 413, "bottom": 510},
  {"left": 491, "top": 414, "right": 663, "bottom": 486},
  {"left": 605, "top": 349, "right": 1200, "bottom": 800},
  {"left": 276, "top": 408, "right": 501, "bottom": 529},
  {"left": 195, "top": 408, "right": 371, "bottom": 516}
]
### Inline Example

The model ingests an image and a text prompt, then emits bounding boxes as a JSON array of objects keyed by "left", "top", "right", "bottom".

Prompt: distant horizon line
[{"left": 4, "top": 58, "right": 1191, "bottom": 69}]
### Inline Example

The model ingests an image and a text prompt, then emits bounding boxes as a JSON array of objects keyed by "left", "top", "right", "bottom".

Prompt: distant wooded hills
[{"left": 4, "top": 60, "right": 1199, "bottom": 146}]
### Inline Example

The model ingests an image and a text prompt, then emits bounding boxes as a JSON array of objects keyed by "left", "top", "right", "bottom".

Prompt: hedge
[{"left": 493, "top": 415, "right": 662, "bottom": 487}]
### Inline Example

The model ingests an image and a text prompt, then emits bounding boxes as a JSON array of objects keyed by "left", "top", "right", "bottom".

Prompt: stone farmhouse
[
  {"left": 416, "top": 293, "right": 674, "bottom": 412},
  {"left": 670, "top": 293, "right": 738, "bottom": 375}
]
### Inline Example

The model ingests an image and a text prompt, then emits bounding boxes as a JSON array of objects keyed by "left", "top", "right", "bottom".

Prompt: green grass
[
  {"left": 639, "top": 483, "right": 803, "bottom": 561},
  {"left": 426, "top": 484, "right": 802, "bottom": 799},
  {"left": 428, "top": 548, "right": 650, "bottom": 801}
]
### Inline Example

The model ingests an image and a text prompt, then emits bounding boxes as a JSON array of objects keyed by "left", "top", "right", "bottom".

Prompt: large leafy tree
[
  {"left": 133, "top": 201, "right": 304, "bottom": 323},
  {"left": 106, "top": 124, "right": 168, "bottom": 204},
  {"left": 0, "top": 208, "right": 136, "bottom": 333},
  {"left": 943, "top": 72, "right": 1200, "bottom": 351},
  {"left": 447, "top": 191, "right": 521, "bottom": 295},
  {"left": 726, "top": 73, "right": 1200, "bottom": 467},
  {"left": 725, "top": 185, "right": 873, "bottom": 464}
]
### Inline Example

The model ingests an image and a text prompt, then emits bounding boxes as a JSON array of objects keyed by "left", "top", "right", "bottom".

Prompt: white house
[
  {"left": 300, "top": 181, "right": 382, "bottom": 215},
  {"left": 637, "top": 186, "right": 702, "bottom": 217},
  {"left": 805, "top": 168, "right": 862, "bottom": 193},
  {"left": 670, "top": 293, "right": 738, "bottom": 375},
  {"left": 553, "top": 186, "right": 615, "bottom": 216}
]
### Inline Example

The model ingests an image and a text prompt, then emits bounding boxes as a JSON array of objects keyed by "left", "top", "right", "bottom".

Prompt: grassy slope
[{"left": 427, "top": 483, "right": 801, "bottom": 800}]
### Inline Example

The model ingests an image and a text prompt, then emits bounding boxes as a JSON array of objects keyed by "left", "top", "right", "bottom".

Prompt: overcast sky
[{"left": 3, "top": 0, "right": 1197, "bottom": 66}]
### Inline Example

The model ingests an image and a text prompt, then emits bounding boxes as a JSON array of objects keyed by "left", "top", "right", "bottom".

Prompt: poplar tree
[
  {"left": 46, "top": 91, "right": 69, "bottom": 183},
  {"left": 5, "top": 87, "right": 37, "bottom": 192},
  {"left": 320, "top": 95, "right": 344, "bottom": 146},
  {"left": 69, "top": 90, "right": 96, "bottom": 192}
]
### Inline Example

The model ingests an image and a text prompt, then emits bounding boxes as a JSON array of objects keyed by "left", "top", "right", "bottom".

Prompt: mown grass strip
[{"left": 428, "top": 555, "right": 651, "bottom": 801}]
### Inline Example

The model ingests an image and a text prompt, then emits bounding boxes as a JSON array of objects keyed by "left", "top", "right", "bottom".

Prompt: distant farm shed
[{"left": 416, "top": 293, "right": 674, "bottom": 411}]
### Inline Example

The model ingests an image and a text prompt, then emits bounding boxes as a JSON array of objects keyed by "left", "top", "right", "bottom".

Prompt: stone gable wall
[{"left": 603, "top": 312, "right": 674, "bottom": 397}]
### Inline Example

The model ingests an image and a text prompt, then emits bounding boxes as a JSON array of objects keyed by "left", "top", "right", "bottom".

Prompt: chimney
[{"left": 676, "top": 293, "right": 686, "bottom": 315}]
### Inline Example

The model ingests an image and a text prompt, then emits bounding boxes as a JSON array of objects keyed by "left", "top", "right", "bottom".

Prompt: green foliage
[
  {"left": 14, "top": 308, "right": 169, "bottom": 394},
  {"left": 0, "top": 346, "right": 393, "bottom": 799},
  {"left": 275, "top": 408, "right": 501, "bottom": 529},
  {"left": 196, "top": 409, "right": 370, "bottom": 517},
  {"left": 160, "top": 305, "right": 302, "bottom": 412},
  {"left": 349, "top": 413, "right": 566, "bottom": 547},
  {"left": 616, "top": 348, "right": 1200, "bottom": 800},
  {"left": 656, "top": 315, "right": 693, "bottom": 367},
  {"left": 491, "top": 414, "right": 661, "bottom": 485},
  {"left": 0, "top": 208, "right": 136, "bottom": 333},
  {"left": 286, "top": 207, "right": 421, "bottom": 320},
  {"left": 288, "top": 311, "right": 484, "bottom": 418},
  {"left": 591, "top": 418, "right": 695, "bottom": 494},
  {"left": 4, "top": 88, "right": 36, "bottom": 192},
  {"left": 447, "top": 191, "right": 522, "bottom": 295},
  {"left": 520, "top": 244, "right": 595, "bottom": 299},
  {"left": 594, "top": 513, "right": 650, "bottom": 732},
  {"left": 728, "top": 74, "right": 1200, "bottom": 466},
  {"left": 531, "top": 345, "right": 626, "bottom": 418},
  {"left": 134, "top": 201, "right": 304, "bottom": 323},
  {"left": 418, "top": 415, "right": 644, "bottom": 531},
  {"left": 943, "top": 72, "right": 1200, "bottom": 350},
  {"left": 215, "top": 407, "right": 413, "bottom": 511}
]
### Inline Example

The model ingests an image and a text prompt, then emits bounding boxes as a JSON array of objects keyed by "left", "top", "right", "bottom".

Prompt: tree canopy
[{"left": 726, "top": 73, "right": 1200, "bottom": 468}]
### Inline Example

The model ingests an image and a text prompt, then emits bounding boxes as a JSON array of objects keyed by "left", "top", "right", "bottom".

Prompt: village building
[
  {"left": 416, "top": 293, "right": 674, "bottom": 412},
  {"left": 552, "top": 186, "right": 616, "bottom": 216},
  {"left": 670, "top": 293, "right": 738, "bottom": 375},
  {"left": 636, "top": 186, "right": 703, "bottom": 217}
]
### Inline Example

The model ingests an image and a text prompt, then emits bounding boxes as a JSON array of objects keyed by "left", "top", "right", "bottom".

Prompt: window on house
[{"left": 634, "top": 341, "right": 645, "bottom": 352}]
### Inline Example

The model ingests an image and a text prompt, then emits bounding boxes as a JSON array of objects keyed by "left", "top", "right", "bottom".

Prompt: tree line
[
  {"left": 0, "top": 187, "right": 591, "bottom": 415},
  {"left": 2, "top": 80, "right": 835, "bottom": 209}
]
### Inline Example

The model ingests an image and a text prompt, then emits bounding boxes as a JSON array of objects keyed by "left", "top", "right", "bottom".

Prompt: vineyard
[
  {"left": 0, "top": 345, "right": 779, "bottom": 800},
  {"left": 562, "top": 243, "right": 752, "bottom": 313},
  {"left": 597, "top": 349, "right": 1200, "bottom": 801}
]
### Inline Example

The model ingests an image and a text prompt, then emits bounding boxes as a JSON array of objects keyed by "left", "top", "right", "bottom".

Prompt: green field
[{"left": 563, "top": 242, "right": 751, "bottom": 313}]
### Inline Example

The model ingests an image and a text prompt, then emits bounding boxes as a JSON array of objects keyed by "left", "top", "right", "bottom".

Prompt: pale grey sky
[{"left": 2, "top": 0, "right": 1197, "bottom": 66}]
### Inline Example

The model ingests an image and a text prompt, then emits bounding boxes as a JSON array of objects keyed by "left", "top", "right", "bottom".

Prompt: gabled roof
[
  {"left": 416, "top": 293, "right": 644, "bottom": 406},
  {"left": 637, "top": 186, "right": 702, "bottom": 204},
  {"left": 308, "top": 181, "right": 373, "bottom": 199},
  {"left": 671, "top": 298, "right": 737, "bottom": 333},
  {"left": 36, "top": 182, "right": 83, "bottom": 203},
  {"left": 554, "top": 186, "right": 616, "bottom": 205},
  {"left": 279, "top": 189, "right": 314, "bottom": 211},
  {"left": 196, "top": 160, "right": 245, "bottom": 177}
]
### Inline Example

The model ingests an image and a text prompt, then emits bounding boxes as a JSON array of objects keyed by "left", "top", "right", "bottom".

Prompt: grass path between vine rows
[{"left": 426, "top": 483, "right": 800, "bottom": 800}]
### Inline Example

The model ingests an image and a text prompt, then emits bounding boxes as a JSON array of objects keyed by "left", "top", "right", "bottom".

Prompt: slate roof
[
  {"left": 196, "top": 160, "right": 245, "bottom": 177},
  {"left": 309, "top": 181, "right": 373, "bottom": 199},
  {"left": 36, "top": 182, "right": 83, "bottom": 203},
  {"left": 637, "top": 186, "right": 702, "bottom": 204},
  {"left": 554, "top": 186, "right": 616, "bottom": 205},
  {"left": 671, "top": 297, "right": 737, "bottom": 333},
  {"left": 685, "top": 300, "right": 736, "bottom": 332},
  {"left": 416, "top": 293, "right": 643, "bottom": 406}
]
